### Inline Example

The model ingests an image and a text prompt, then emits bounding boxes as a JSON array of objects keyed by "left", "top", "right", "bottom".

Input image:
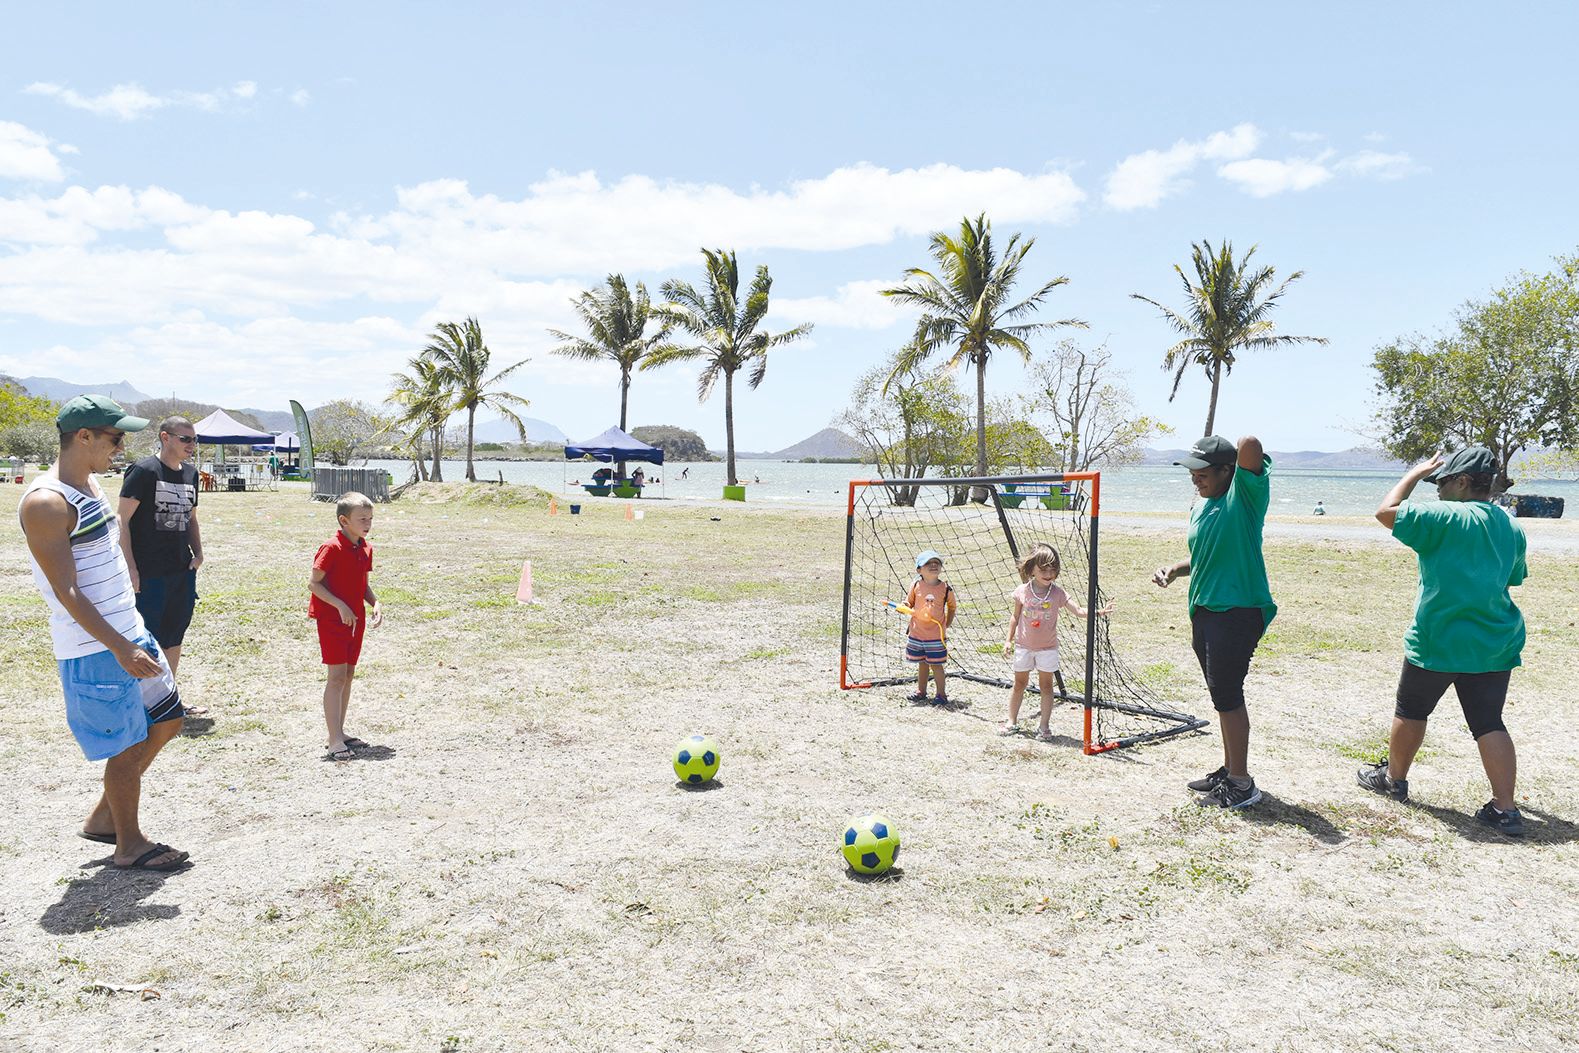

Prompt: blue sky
[{"left": 2, "top": 2, "right": 1576, "bottom": 450}]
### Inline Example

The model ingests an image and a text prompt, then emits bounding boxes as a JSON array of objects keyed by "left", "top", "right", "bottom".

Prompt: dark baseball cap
[
  {"left": 56, "top": 394, "right": 149, "bottom": 434},
  {"left": 1173, "top": 435, "right": 1237, "bottom": 470},
  {"left": 1425, "top": 446, "right": 1496, "bottom": 483}
]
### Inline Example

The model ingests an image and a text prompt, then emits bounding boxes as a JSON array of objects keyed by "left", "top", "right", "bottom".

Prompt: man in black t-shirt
[{"left": 118, "top": 416, "right": 206, "bottom": 709}]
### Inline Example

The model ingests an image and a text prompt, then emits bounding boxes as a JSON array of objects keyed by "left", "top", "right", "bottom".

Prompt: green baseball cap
[
  {"left": 1424, "top": 446, "right": 1496, "bottom": 483},
  {"left": 1173, "top": 435, "right": 1237, "bottom": 470},
  {"left": 55, "top": 394, "right": 149, "bottom": 434}
]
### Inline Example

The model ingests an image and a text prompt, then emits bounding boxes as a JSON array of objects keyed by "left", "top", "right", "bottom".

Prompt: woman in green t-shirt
[
  {"left": 1359, "top": 448, "right": 1529, "bottom": 837},
  {"left": 1152, "top": 434, "right": 1275, "bottom": 810}
]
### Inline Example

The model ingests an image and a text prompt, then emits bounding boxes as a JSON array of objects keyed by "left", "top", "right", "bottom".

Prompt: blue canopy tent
[
  {"left": 252, "top": 432, "right": 302, "bottom": 472},
  {"left": 564, "top": 427, "right": 663, "bottom": 498},
  {"left": 193, "top": 409, "right": 276, "bottom": 490}
]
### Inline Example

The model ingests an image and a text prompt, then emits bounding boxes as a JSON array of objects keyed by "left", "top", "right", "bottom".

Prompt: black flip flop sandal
[
  {"left": 116, "top": 844, "right": 191, "bottom": 871},
  {"left": 79, "top": 830, "right": 117, "bottom": 845}
]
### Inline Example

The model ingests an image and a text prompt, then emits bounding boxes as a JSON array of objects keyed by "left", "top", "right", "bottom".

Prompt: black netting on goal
[{"left": 840, "top": 474, "right": 1205, "bottom": 753}]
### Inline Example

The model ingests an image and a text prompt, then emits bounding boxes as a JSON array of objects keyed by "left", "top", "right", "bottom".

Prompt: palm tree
[
  {"left": 423, "top": 316, "right": 532, "bottom": 482},
  {"left": 1131, "top": 239, "right": 1328, "bottom": 437},
  {"left": 644, "top": 249, "right": 812, "bottom": 487},
  {"left": 883, "top": 213, "right": 1086, "bottom": 480},
  {"left": 388, "top": 354, "right": 451, "bottom": 482},
  {"left": 548, "top": 274, "right": 671, "bottom": 474}
]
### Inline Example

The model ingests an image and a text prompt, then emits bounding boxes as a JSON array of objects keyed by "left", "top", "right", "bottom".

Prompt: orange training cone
[
  {"left": 549, "top": 498, "right": 558, "bottom": 516},
  {"left": 624, "top": 503, "right": 634, "bottom": 521},
  {"left": 516, "top": 560, "right": 534, "bottom": 604}
]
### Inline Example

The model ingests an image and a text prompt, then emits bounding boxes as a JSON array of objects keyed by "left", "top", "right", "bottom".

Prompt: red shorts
[{"left": 316, "top": 615, "right": 365, "bottom": 666}]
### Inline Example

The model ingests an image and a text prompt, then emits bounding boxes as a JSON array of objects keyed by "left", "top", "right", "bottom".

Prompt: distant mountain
[
  {"left": 1142, "top": 447, "right": 1408, "bottom": 470},
  {"left": 471, "top": 415, "right": 569, "bottom": 443},
  {"left": 768, "top": 427, "right": 863, "bottom": 460},
  {"left": 239, "top": 408, "right": 297, "bottom": 432},
  {"left": 18, "top": 376, "right": 153, "bottom": 405}
]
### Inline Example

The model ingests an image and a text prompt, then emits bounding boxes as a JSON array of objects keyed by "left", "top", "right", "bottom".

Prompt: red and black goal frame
[{"left": 838, "top": 472, "right": 1207, "bottom": 754}]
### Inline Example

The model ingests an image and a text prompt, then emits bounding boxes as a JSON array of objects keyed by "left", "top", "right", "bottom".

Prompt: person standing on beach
[
  {"left": 1152, "top": 435, "right": 1275, "bottom": 809},
  {"left": 19, "top": 395, "right": 190, "bottom": 871},
  {"left": 1358, "top": 448, "right": 1529, "bottom": 836},
  {"left": 309, "top": 491, "right": 383, "bottom": 761},
  {"left": 118, "top": 416, "right": 208, "bottom": 713}
]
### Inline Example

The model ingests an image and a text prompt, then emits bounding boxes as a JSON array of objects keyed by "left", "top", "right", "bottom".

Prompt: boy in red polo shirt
[{"left": 308, "top": 491, "right": 382, "bottom": 761}]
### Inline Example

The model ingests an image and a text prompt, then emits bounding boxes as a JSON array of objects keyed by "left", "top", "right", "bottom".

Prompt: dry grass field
[{"left": 2, "top": 481, "right": 1577, "bottom": 1052}]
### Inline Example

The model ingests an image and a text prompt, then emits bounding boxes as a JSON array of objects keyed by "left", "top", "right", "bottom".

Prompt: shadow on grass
[
  {"left": 323, "top": 744, "right": 399, "bottom": 763},
  {"left": 40, "top": 859, "right": 187, "bottom": 934},
  {"left": 1240, "top": 792, "right": 1348, "bottom": 845},
  {"left": 843, "top": 865, "right": 905, "bottom": 884},
  {"left": 179, "top": 715, "right": 215, "bottom": 738},
  {"left": 1410, "top": 801, "right": 1579, "bottom": 845}
]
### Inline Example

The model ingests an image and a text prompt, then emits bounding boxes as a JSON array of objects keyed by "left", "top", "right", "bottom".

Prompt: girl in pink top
[{"left": 1000, "top": 543, "right": 1110, "bottom": 740}]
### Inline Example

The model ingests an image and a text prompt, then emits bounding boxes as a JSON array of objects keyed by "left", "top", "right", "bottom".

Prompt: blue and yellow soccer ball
[
  {"left": 841, "top": 813, "right": 901, "bottom": 874},
  {"left": 672, "top": 735, "right": 720, "bottom": 785}
]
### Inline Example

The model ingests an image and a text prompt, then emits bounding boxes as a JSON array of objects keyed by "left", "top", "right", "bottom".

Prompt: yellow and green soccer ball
[
  {"left": 672, "top": 734, "right": 720, "bottom": 785},
  {"left": 841, "top": 813, "right": 900, "bottom": 874}
]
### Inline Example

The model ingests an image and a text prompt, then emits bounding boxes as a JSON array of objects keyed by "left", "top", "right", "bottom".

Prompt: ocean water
[{"left": 364, "top": 459, "right": 1579, "bottom": 517}]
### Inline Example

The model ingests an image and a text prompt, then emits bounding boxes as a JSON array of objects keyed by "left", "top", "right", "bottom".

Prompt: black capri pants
[
  {"left": 1395, "top": 661, "right": 1511, "bottom": 739},
  {"left": 1191, "top": 606, "right": 1265, "bottom": 713}
]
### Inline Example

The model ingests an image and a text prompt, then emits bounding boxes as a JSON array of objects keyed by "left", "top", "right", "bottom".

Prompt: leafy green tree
[
  {"left": 645, "top": 249, "right": 812, "bottom": 487},
  {"left": 0, "top": 420, "right": 59, "bottom": 462},
  {"left": 883, "top": 213, "right": 1086, "bottom": 481},
  {"left": 424, "top": 316, "right": 532, "bottom": 482},
  {"left": 1131, "top": 239, "right": 1327, "bottom": 437},
  {"left": 837, "top": 356, "right": 972, "bottom": 504},
  {"left": 389, "top": 355, "right": 452, "bottom": 481},
  {"left": 1023, "top": 341, "right": 1172, "bottom": 473},
  {"left": 309, "top": 400, "right": 391, "bottom": 466},
  {"left": 1372, "top": 253, "right": 1579, "bottom": 492},
  {"left": 549, "top": 275, "right": 671, "bottom": 434}
]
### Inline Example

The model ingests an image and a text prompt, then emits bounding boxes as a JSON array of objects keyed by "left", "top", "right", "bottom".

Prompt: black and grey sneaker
[
  {"left": 1187, "top": 766, "right": 1229, "bottom": 792},
  {"left": 1197, "top": 776, "right": 1262, "bottom": 809},
  {"left": 1474, "top": 801, "right": 1525, "bottom": 838},
  {"left": 1356, "top": 760, "right": 1409, "bottom": 801}
]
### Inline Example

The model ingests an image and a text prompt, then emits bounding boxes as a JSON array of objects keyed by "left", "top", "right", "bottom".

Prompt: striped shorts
[{"left": 905, "top": 635, "right": 947, "bottom": 664}]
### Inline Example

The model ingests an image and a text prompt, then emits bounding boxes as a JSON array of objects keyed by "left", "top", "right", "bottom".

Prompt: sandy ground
[{"left": 1, "top": 483, "right": 1576, "bottom": 1052}]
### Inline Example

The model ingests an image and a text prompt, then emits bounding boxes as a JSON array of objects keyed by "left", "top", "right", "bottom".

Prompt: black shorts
[
  {"left": 1191, "top": 607, "right": 1265, "bottom": 713},
  {"left": 1394, "top": 661, "right": 1511, "bottom": 739},
  {"left": 135, "top": 569, "right": 198, "bottom": 649}
]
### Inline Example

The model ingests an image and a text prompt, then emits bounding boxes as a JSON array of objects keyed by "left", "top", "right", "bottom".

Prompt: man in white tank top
[{"left": 19, "top": 395, "right": 191, "bottom": 872}]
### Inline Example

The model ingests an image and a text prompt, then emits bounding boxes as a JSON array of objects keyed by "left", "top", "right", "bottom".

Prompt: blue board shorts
[{"left": 58, "top": 631, "right": 183, "bottom": 761}]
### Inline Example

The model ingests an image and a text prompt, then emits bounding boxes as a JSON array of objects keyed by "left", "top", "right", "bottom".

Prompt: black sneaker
[
  {"left": 1356, "top": 760, "right": 1409, "bottom": 801},
  {"left": 1197, "top": 776, "right": 1262, "bottom": 809},
  {"left": 1474, "top": 801, "right": 1525, "bottom": 838},
  {"left": 1186, "top": 766, "right": 1229, "bottom": 792}
]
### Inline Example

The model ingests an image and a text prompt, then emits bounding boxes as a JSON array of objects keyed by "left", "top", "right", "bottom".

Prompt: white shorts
[{"left": 1012, "top": 646, "right": 1060, "bottom": 673}]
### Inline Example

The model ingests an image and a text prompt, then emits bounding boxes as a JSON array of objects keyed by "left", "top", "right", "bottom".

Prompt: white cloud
[
  {"left": 1337, "top": 150, "right": 1419, "bottom": 181},
  {"left": 0, "top": 121, "right": 67, "bottom": 181},
  {"left": 0, "top": 162, "right": 1088, "bottom": 403},
  {"left": 290, "top": 88, "right": 311, "bottom": 107},
  {"left": 771, "top": 279, "right": 913, "bottom": 331},
  {"left": 24, "top": 80, "right": 265, "bottom": 120},
  {"left": 1217, "top": 157, "right": 1333, "bottom": 197},
  {"left": 1103, "top": 123, "right": 1260, "bottom": 209}
]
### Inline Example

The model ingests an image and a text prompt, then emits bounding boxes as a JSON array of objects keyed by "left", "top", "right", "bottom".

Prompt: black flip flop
[
  {"left": 115, "top": 844, "right": 191, "bottom": 872},
  {"left": 906, "top": 692, "right": 928, "bottom": 703},
  {"left": 79, "top": 830, "right": 117, "bottom": 845},
  {"left": 344, "top": 737, "right": 370, "bottom": 750}
]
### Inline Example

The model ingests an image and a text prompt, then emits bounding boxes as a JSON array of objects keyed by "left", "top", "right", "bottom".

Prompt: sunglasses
[
  {"left": 92, "top": 428, "right": 127, "bottom": 448},
  {"left": 166, "top": 433, "right": 197, "bottom": 444}
]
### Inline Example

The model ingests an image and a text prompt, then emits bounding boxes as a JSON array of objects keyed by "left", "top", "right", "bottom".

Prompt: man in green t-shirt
[
  {"left": 1152, "top": 434, "right": 1275, "bottom": 809},
  {"left": 1360, "top": 447, "right": 1529, "bottom": 836}
]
